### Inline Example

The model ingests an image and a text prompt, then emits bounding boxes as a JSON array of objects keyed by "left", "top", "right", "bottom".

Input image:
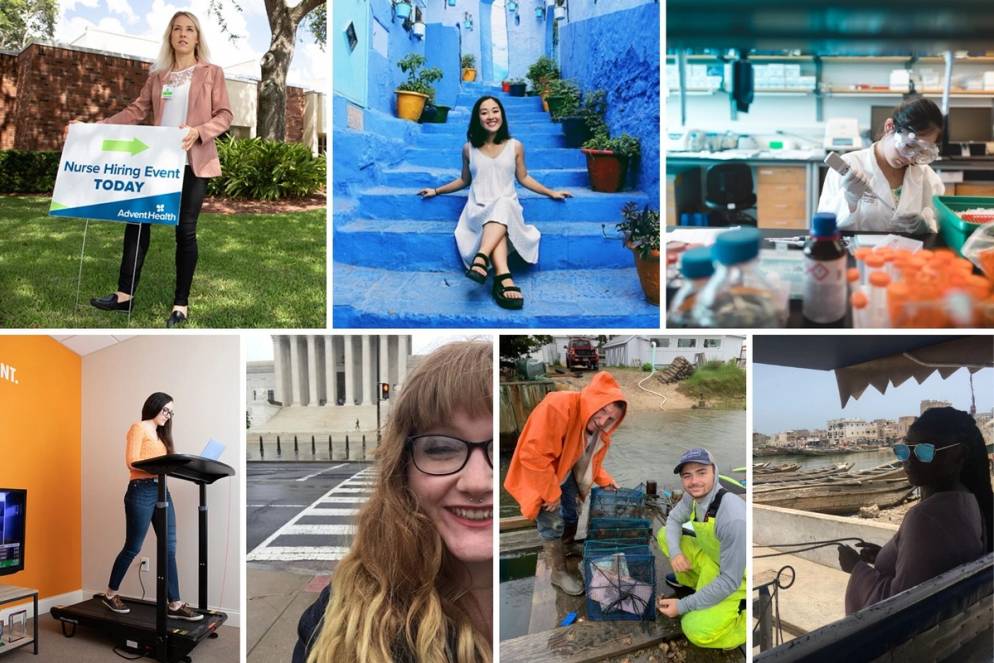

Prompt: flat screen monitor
[
  {"left": 947, "top": 106, "right": 994, "bottom": 143},
  {"left": 870, "top": 105, "right": 893, "bottom": 141},
  {"left": 0, "top": 488, "right": 26, "bottom": 576}
]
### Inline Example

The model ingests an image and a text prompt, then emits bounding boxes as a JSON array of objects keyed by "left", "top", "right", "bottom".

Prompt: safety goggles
[
  {"left": 891, "top": 131, "right": 940, "bottom": 165},
  {"left": 406, "top": 434, "right": 493, "bottom": 476},
  {"left": 892, "top": 441, "right": 960, "bottom": 463}
]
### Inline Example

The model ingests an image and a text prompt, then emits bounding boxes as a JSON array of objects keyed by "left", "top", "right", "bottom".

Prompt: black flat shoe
[
  {"left": 90, "top": 293, "right": 133, "bottom": 311},
  {"left": 165, "top": 310, "right": 188, "bottom": 328}
]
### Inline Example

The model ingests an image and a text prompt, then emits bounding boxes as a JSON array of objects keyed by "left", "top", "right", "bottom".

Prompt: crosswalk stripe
[
  {"left": 318, "top": 496, "right": 369, "bottom": 504},
  {"left": 282, "top": 524, "right": 356, "bottom": 536},
  {"left": 248, "top": 546, "right": 351, "bottom": 561},
  {"left": 304, "top": 508, "right": 360, "bottom": 517}
]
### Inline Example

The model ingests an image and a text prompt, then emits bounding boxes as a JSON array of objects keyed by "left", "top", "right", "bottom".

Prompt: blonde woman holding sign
[{"left": 74, "top": 11, "right": 232, "bottom": 327}]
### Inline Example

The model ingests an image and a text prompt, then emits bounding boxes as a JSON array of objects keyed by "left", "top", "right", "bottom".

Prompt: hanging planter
[
  {"left": 535, "top": 7, "right": 544, "bottom": 18},
  {"left": 448, "top": 0, "right": 457, "bottom": 5},
  {"left": 395, "top": 1, "right": 413, "bottom": 20},
  {"left": 412, "top": 21, "right": 426, "bottom": 38},
  {"left": 507, "top": 0, "right": 519, "bottom": 11},
  {"left": 554, "top": 5, "right": 567, "bottom": 20}
]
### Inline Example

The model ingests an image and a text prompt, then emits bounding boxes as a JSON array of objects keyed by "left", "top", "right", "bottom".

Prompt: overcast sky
[
  {"left": 56, "top": 0, "right": 325, "bottom": 90},
  {"left": 754, "top": 363, "right": 994, "bottom": 435},
  {"left": 245, "top": 334, "right": 489, "bottom": 361}
]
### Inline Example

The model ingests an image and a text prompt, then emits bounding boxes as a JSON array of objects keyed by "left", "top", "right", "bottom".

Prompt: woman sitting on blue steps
[{"left": 418, "top": 95, "right": 571, "bottom": 310}]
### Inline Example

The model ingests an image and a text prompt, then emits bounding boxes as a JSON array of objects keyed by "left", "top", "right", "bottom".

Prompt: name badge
[{"left": 162, "top": 85, "right": 174, "bottom": 100}]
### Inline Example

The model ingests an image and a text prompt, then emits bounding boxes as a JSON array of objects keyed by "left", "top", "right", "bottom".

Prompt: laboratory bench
[
  {"left": 667, "top": 152, "right": 994, "bottom": 230},
  {"left": 665, "top": 227, "right": 954, "bottom": 329}
]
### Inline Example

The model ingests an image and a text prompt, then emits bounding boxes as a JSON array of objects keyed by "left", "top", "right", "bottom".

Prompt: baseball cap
[{"left": 673, "top": 448, "right": 716, "bottom": 474}]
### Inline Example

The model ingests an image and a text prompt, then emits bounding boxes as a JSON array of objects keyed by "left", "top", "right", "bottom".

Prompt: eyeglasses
[
  {"left": 406, "top": 434, "right": 493, "bottom": 476},
  {"left": 160, "top": 407, "right": 174, "bottom": 419},
  {"left": 892, "top": 131, "right": 939, "bottom": 165},
  {"left": 892, "top": 441, "right": 959, "bottom": 463}
]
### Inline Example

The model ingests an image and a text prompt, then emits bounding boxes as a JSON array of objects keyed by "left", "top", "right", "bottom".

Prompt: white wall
[{"left": 81, "top": 336, "right": 242, "bottom": 625}]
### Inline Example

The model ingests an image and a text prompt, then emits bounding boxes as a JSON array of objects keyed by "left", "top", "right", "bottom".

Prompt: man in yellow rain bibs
[{"left": 656, "top": 448, "right": 746, "bottom": 649}]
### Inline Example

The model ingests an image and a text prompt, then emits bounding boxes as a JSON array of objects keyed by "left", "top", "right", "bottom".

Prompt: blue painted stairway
[{"left": 333, "top": 82, "right": 659, "bottom": 328}]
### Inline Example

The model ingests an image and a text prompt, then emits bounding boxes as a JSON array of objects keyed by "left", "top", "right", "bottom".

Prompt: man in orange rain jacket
[{"left": 504, "top": 371, "right": 627, "bottom": 595}]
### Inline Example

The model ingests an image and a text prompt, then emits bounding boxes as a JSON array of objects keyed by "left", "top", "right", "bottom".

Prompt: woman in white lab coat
[{"left": 818, "top": 97, "right": 945, "bottom": 234}]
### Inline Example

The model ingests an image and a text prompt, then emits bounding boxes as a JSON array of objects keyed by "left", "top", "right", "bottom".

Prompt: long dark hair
[
  {"left": 883, "top": 96, "right": 944, "bottom": 140},
  {"left": 467, "top": 95, "right": 511, "bottom": 148},
  {"left": 909, "top": 407, "right": 993, "bottom": 552},
  {"left": 141, "top": 392, "right": 174, "bottom": 454}
]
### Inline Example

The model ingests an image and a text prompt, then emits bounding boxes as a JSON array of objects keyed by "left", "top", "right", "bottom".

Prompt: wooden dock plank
[
  {"left": 529, "top": 555, "right": 560, "bottom": 634},
  {"left": 501, "top": 528, "right": 544, "bottom": 555},
  {"left": 501, "top": 515, "right": 535, "bottom": 532},
  {"left": 502, "top": 620, "right": 683, "bottom": 663}
]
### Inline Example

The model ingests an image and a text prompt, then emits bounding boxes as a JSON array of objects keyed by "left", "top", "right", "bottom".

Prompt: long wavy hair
[
  {"left": 909, "top": 406, "right": 993, "bottom": 552},
  {"left": 141, "top": 392, "right": 174, "bottom": 454},
  {"left": 152, "top": 11, "right": 211, "bottom": 74},
  {"left": 306, "top": 340, "right": 493, "bottom": 663}
]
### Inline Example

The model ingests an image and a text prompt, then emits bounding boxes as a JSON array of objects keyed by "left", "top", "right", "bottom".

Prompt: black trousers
[{"left": 117, "top": 166, "right": 208, "bottom": 306}]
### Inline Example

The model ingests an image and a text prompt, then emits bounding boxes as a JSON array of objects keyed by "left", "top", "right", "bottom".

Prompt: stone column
[
  {"left": 289, "top": 336, "right": 302, "bottom": 406},
  {"left": 398, "top": 335, "right": 409, "bottom": 384},
  {"left": 344, "top": 336, "right": 355, "bottom": 406},
  {"left": 379, "top": 335, "right": 389, "bottom": 391},
  {"left": 306, "top": 335, "right": 319, "bottom": 406},
  {"left": 325, "top": 336, "right": 337, "bottom": 406},
  {"left": 361, "top": 335, "right": 372, "bottom": 405},
  {"left": 272, "top": 335, "right": 284, "bottom": 404}
]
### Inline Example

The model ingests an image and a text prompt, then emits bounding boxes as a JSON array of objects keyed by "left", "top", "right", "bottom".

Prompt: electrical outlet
[{"left": 140, "top": 557, "right": 150, "bottom": 572}]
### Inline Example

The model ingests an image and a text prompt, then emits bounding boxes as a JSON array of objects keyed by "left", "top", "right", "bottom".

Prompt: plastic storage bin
[{"left": 933, "top": 195, "right": 994, "bottom": 255}]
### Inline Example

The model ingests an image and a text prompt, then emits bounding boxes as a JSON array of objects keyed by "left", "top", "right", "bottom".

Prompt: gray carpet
[{"left": 1, "top": 616, "right": 239, "bottom": 662}]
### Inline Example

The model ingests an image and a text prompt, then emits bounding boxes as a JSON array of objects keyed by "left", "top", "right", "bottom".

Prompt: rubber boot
[
  {"left": 544, "top": 539, "right": 584, "bottom": 596},
  {"left": 561, "top": 521, "right": 582, "bottom": 557}
]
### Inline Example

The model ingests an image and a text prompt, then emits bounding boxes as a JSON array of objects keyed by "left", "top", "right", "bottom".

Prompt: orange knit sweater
[{"left": 126, "top": 422, "right": 168, "bottom": 480}]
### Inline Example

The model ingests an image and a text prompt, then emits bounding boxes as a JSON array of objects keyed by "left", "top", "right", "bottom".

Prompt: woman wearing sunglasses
[
  {"left": 100, "top": 392, "right": 202, "bottom": 621},
  {"left": 839, "top": 407, "right": 993, "bottom": 614},
  {"left": 294, "top": 340, "right": 493, "bottom": 663},
  {"left": 818, "top": 97, "right": 945, "bottom": 234}
]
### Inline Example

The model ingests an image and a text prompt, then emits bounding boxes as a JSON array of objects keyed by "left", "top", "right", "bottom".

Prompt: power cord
[{"left": 753, "top": 537, "right": 866, "bottom": 558}]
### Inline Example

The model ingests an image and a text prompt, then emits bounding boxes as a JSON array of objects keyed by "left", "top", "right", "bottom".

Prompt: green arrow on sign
[{"left": 101, "top": 138, "right": 149, "bottom": 155}]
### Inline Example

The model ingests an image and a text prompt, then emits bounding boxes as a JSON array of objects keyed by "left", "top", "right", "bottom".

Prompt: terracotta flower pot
[
  {"left": 502, "top": 81, "right": 511, "bottom": 92},
  {"left": 628, "top": 244, "right": 660, "bottom": 305},
  {"left": 581, "top": 148, "right": 628, "bottom": 192},
  {"left": 395, "top": 89, "right": 429, "bottom": 122},
  {"left": 462, "top": 68, "right": 477, "bottom": 81}
]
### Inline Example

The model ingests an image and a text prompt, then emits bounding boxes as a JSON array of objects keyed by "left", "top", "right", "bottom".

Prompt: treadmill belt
[{"left": 69, "top": 597, "right": 221, "bottom": 639}]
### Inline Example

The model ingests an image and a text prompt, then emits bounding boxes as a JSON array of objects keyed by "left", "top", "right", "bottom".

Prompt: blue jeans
[
  {"left": 536, "top": 473, "right": 580, "bottom": 541},
  {"left": 108, "top": 479, "right": 180, "bottom": 602}
]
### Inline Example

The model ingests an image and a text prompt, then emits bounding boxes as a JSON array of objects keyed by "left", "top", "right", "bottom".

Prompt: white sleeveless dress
[{"left": 454, "top": 139, "right": 541, "bottom": 267}]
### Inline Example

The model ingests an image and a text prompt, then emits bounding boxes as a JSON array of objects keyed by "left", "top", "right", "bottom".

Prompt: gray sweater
[{"left": 664, "top": 467, "right": 747, "bottom": 614}]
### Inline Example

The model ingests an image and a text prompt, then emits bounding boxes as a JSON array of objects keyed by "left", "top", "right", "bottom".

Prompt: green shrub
[
  {"left": 545, "top": 79, "right": 580, "bottom": 119},
  {"left": 642, "top": 362, "right": 652, "bottom": 372},
  {"left": 582, "top": 132, "right": 640, "bottom": 158},
  {"left": 397, "top": 53, "right": 443, "bottom": 101},
  {"left": 617, "top": 201, "right": 660, "bottom": 258},
  {"left": 526, "top": 55, "right": 559, "bottom": 93},
  {"left": 580, "top": 89, "right": 608, "bottom": 137},
  {"left": 461, "top": 53, "right": 476, "bottom": 69},
  {"left": 209, "top": 137, "right": 325, "bottom": 200},
  {"left": 0, "top": 150, "right": 60, "bottom": 193}
]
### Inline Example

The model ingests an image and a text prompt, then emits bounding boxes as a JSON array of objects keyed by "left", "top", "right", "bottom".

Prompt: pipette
[{"left": 824, "top": 152, "right": 896, "bottom": 213}]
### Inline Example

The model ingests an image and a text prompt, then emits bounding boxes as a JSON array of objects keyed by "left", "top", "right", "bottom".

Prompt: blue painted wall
[
  {"left": 479, "top": 0, "right": 493, "bottom": 82},
  {"left": 505, "top": 4, "right": 546, "bottom": 80},
  {"left": 559, "top": 1, "right": 660, "bottom": 205},
  {"left": 367, "top": 0, "right": 426, "bottom": 116},
  {"left": 425, "top": 23, "right": 461, "bottom": 108},
  {"left": 425, "top": 0, "right": 483, "bottom": 82}
]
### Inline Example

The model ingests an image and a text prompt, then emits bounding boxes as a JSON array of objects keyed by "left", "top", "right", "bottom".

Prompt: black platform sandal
[
  {"left": 492, "top": 273, "right": 524, "bottom": 310},
  {"left": 465, "top": 252, "right": 490, "bottom": 284}
]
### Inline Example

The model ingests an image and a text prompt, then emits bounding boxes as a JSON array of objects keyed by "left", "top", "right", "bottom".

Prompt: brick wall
[
  {"left": 2, "top": 43, "right": 308, "bottom": 152},
  {"left": 0, "top": 52, "right": 19, "bottom": 150}
]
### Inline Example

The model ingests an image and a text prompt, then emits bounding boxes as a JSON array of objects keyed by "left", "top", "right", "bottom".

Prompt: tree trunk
[{"left": 257, "top": 0, "right": 322, "bottom": 141}]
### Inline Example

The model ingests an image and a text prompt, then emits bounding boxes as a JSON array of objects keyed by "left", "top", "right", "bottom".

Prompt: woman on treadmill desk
[
  {"left": 100, "top": 392, "right": 202, "bottom": 621},
  {"left": 818, "top": 97, "right": 945, "bottom": 234}
]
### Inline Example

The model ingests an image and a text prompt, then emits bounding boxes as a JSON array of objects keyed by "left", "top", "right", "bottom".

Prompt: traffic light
[{"left": 379, "top": 382, "right": 390, "bottom": 400}]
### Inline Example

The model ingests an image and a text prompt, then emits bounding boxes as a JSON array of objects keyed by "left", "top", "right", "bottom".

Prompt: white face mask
[{"left": 891, "top": 130, "right": 939, "bottom": 165}]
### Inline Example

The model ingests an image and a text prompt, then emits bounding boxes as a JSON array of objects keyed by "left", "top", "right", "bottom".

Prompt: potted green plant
[
  {"left": 561, "top": 88, "right": 605, "bottom": 147},
  {"left": 461, "top": 54, "right": 477, "bottom": 81},
  {"left": 580, "top": 132, "right": 640, "bottom": 192},
  {"left": 395, "top": 54, "right": 442, "bottom": 122},
  {"left": 526, "top": 55, "right": 559, "bottom": 111},
  {"left": 419, "top": 102, "right": 451, "bottom": 124},
  {"left": 508, "top": 78, "right": 527, "bottom": 96},
  {"left": 545, "top": 79, "right": 579, "bottom": 121},
  {"left": 617, "top": 202, "right": 661, "bottom": 305}
]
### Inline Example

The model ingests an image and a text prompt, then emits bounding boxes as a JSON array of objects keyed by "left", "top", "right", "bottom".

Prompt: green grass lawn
[
  {"left": 0, "top": 196, "right": 325, "bottom": 328},
  {"left": 678, "top": 360, "right": 747, "bottom": 407}
]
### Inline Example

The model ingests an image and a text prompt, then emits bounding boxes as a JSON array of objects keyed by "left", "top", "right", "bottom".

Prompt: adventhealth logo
[{"left": 0, "top": 362, "right": 18, "bottom": 385}]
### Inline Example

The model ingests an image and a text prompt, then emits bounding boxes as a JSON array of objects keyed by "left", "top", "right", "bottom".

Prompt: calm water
[
  {"left": 758, "top": 449, "right": 896, "bottom": 471},
  {"left": 498, "top": 409, "right": 746, "bottom": 640}
]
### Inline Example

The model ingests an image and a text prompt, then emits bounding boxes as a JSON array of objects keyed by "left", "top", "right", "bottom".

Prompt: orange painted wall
[{"left": 0, "top": 336, "right": 81, "bottom": 600}]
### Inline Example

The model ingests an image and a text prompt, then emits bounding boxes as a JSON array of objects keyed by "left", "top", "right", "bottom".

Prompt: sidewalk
[{"left": 247, "top": 566, "right": 330, "bottom": 662}]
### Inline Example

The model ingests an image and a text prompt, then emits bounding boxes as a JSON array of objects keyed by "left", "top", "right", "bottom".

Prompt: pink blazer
[{"left": 101, "top": 62, "right": 233, "bottom": 178}]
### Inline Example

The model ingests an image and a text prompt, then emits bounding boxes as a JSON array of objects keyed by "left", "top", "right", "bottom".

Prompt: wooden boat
[
  {"left": 753, "top": 476, "right": 915, "bottom": 515},
  {"left": 754, "top": 462, "right": 802, "bottom": 474},
  {"left": 754, "top": 463, "right": 853, "bottom": 485}
]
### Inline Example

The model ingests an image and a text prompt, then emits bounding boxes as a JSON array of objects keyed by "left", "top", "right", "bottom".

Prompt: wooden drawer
[
  {"left": 756, "top": 165, "right": 806, "bottom": 186},
  {"left": 757, "top": 199, "right": 807, "bottom": 228},
  {"left": 756, "top": 183, "right": 806, "bottom": 205},
  {"left": 954, "top": 182, "right": 994, "bottom": 197}
]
